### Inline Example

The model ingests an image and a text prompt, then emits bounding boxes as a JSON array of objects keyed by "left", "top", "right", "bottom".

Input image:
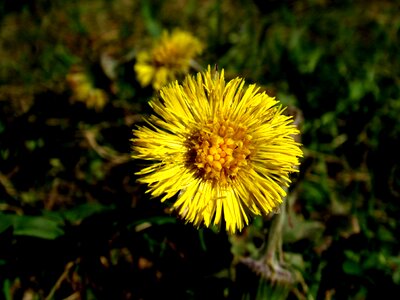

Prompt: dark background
[{"left": 1, "top": 0, "right": 399, "bottom": 299}]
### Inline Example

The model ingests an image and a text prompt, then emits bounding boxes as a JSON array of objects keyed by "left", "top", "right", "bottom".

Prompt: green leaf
[
  {"left": 377, "top": 225, "right": 395, "bottom": 242},
  {"left": 343, "top": 260, "right": 363, "bottom": 276},
  {"left": 3, "top": 279, "right": 12, "bottom": 300},
  {"left": 393, "top": 269, "right": 400, "bottom": 285},
  {"left": 13, "top": 215, "right": 64, "bottom": 240},
  {"left": 0, "top": 213, "right": 14, "bottom": 234}
]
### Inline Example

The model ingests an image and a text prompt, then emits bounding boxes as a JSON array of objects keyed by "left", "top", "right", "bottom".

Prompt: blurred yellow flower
[
  {"left": 134, "top": 29, "right": 203, "bottom": 90},
  {"left": 132, "top": 67, "right": 302, "bottom": 234},
  {"left": 66, "top": 68, "right": 107, "bottom": 111}
]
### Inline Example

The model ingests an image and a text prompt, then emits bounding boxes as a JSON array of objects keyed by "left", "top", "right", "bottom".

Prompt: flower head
[
  {"left": 134, "top": 29, "right": 203, "bottom": 90},
  {"left": 132, "top": 66, "right": 302, "bottom": 234},
  {"left": 66, "top": 67, "right": 108, "bottom": 111}
]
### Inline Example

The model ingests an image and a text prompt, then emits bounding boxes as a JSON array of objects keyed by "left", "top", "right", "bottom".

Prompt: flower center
[{"left": 189, "top": 120, "right": 253, "bottom": 184}]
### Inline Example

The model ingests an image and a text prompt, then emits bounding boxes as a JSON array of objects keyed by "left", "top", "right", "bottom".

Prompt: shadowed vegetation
[{"left": 1, "top": 0, "right": 399, "bottom": 299}]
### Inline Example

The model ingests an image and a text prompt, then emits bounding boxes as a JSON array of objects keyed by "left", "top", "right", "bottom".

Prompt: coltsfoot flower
[
  {"left": 66, "top": 67, "right": 108, "bottom": 111},
  {"left": 132, "top": 66, "right": 302, "bottom": 234},
  {"left": 134, "top": 29, "right": 203, "bottom": 90}
]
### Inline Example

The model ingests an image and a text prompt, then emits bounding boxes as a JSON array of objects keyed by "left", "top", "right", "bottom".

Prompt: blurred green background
[{"left": 1, "top": 0, "right": 399, "bottom": 299}]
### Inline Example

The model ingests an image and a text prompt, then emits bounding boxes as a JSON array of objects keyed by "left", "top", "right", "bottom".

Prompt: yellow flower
[
  {"left": 66, "top": 68, "right": 107, "bottom": 111},
  {"left": 134, "top": 29, "right": 203, "bottom": 90},
  {"left": 132, "top": 67, "right": 302, "bottom": 234}
]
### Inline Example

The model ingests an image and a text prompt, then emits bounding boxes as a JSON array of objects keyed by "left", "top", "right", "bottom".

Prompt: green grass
[{"left": 1, "top": 0, "right": 399, "bottom": 299}]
